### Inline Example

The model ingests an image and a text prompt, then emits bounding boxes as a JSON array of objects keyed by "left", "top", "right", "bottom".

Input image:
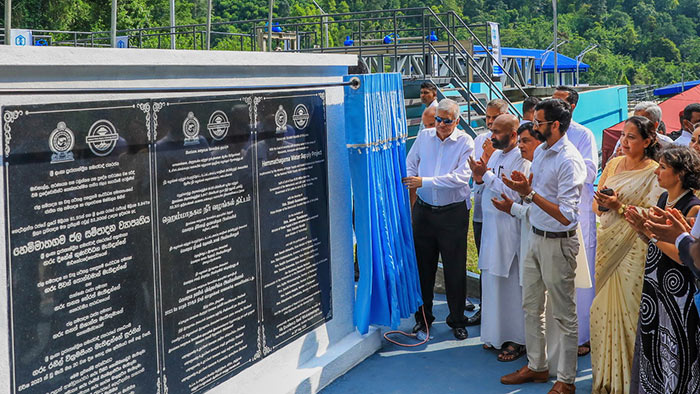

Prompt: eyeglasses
[
  {"left": 533, "top": 119, "right": 554, "bottom": 128},
  {"left": 435, "top": 116, "right": 455, "bottom": 125}
]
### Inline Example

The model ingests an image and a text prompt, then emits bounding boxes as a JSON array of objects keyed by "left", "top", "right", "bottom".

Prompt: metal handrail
[
  {"left": 447, "top": 11, "right": 529, "bottom": 98},
  {"left": 426, "top": 43, "right": 489, "bottom": 132},
  {"left": 423, "top": 9, "right": 522, "bottom": 117}
]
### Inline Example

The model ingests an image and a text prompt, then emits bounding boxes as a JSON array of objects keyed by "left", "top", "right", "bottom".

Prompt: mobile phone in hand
[{"left": 598, "top": 187, "right": 614, "bottom": 212}]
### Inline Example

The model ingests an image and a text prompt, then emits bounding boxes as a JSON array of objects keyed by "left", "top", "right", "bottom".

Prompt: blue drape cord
[{"left": 345, "top": 73, "right": 422, "bottom": 334}]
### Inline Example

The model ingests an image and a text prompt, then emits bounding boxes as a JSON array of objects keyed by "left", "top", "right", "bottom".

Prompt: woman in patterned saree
[
  {"left": 591, "top": 116, "right": 662, "bottom": 394},
  {"left": 625, "top": 145, "right": 700, "bottom": 394}
]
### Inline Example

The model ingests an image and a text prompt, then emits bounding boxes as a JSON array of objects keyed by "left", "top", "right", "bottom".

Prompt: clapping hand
[
  {"left": 491, "top": 193, "right": 514, "bottom": 214},
  {"left": 624, "top": 206, "right": 650, "bottom": 238},
  {"left": 502, "top": 171, "right": 533, "bottom": 196},
  {"left": 482, "top": 139, "right": 495, "bottom": 162},
  {"left": 468, "top": 156, "right": 488, "bottom": 183},
  {"left": 644, "top": 207, "right": 692, "bottom": 244}
]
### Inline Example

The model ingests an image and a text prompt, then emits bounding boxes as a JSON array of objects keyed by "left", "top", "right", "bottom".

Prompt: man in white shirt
[
  {"left": 672, "top": 103, "right": 700, "bottom": 146},
  {"left": 418, "top": 82, "right": 439, "bottom": 130},
  {"left": 467, "top": 98, "right": 508, "bottom": 325},
  {"left": 500, "top": 98, "right": 586, "bottom": 394},
  {"left": 404, "top": 98, "right": 474, "bottom": 340},
  {"left": 552, "top": 86, "right": 597, "bottom": 355},
  {"left": 469, "top": 114, "right": 529, "bottom": 361}
]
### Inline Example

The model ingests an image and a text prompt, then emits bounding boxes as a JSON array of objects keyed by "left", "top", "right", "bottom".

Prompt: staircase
[{"left": 404, "top": 78, "right": 490, "bottom": 149}]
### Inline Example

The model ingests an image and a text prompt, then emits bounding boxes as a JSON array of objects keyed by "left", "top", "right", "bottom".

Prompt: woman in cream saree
[{"left": 591, "top": 117, "right": 662, "bottom": 394}]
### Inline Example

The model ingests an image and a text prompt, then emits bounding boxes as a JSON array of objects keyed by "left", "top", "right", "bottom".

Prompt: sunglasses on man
[{"left": 435, "top": 116, "right": 455, "bottom": 125}]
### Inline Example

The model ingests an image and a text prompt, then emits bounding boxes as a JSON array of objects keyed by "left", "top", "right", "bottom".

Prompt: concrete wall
[
  {"left": 512, "top": 85, "right": 628, "bottom": 149},
  {"left": 0, "top": 46, "right": 379, "bottom": 394}
]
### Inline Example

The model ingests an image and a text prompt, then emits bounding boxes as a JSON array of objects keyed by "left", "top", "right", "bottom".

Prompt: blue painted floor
[{"left": 322, "top": 295, "right": 592, "bottom": 394}]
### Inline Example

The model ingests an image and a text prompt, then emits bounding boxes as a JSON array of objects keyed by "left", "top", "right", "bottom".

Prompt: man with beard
[
  {"left": 469, "top": 114, "right": 529, "bottom": 361},
  {"left": 467, "top": 98, "right": 508, "bottom": 323},
  {"left": 551, "top": 86, "right": 597, "bottom": 357},
  {"left": 500, "top": 99, "right": 585, "bottom": 394},
  {"left": 404, "top": 99, "right": 473, "bottom": 340}
]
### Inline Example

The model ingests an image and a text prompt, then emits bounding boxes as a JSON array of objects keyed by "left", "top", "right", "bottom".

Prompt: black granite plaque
[
  {"left": 2, "top": 101, "right": 159, "bottom": 393},
  {"left": 152, "top": 97, "right": 261, "bottom": 393},
  {"left": 2, "top": 90, "right": 333, "bottom": 394},
  {"left": 254, "top": 92, "right": 332, "bottom": 353}
]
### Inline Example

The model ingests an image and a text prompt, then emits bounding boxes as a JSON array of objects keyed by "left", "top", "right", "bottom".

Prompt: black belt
[
  {"left": 416, "top": 198, "right": 465, "bottom": 213},
  {"left": 532, "top": 226, "right": 576, "bottom": 239}
]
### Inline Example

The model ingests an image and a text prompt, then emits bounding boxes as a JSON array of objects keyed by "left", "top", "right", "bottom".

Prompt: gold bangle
[{"left": 617, "top": 203, "right": 627, "bottom": 215}]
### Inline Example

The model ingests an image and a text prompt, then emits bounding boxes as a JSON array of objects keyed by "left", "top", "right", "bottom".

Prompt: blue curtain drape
[{"left": 344, "top": 73, "right": 422, "bottom": 334}]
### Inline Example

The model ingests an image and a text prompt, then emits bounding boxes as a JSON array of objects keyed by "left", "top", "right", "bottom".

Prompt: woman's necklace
[
  {"left": 621, "top": 156, "right": 646, "bottom": 172},
  {"left": 666, "top": 190, "right": 690, "bottom": 208}
]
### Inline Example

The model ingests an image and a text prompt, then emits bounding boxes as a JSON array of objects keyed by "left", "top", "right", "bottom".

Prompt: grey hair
[
  {"left": 437, "top": 98, "right": 461, "bottom": 119},
  {"left": 486, "top": 99, "right": 508, "bottom": 113},
  {"left": 634, "top": 101, "right": 663, "bottom": 125}
]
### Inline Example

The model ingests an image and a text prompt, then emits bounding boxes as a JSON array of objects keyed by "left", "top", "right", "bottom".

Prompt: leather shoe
[
  {"left": 548, "top": 381, "right": 575, "bottom": 394},
  {"left": 465, "top": 309, "right": 481, "bottom": 326},
  {"left": 412, "top": 321, "right": 429, "bottom": 334},
  {"left": 453, "top": 327, "right": 468, "bottom": 340},
  {"left": 465, "top": 298, "right": 476, "bottom": 311},
  {"left": 500, "top": 365, "right": 549, "bottom": 385}
]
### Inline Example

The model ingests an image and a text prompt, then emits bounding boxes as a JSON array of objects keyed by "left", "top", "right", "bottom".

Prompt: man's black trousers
[{"left": 412, "top": 200, "right": 469, "bottom": 329}]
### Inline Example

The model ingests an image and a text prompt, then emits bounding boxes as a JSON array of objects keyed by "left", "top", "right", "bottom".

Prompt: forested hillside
[{"left": 3, "top": 0, "right": 699, "bottom": 86}]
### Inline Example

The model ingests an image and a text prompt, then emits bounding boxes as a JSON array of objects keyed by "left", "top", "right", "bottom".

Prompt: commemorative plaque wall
[{"left": 1, "top": 90, "right": 331, "bottom": 394}]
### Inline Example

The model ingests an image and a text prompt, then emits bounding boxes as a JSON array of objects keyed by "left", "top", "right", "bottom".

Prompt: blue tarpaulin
[
  {"left": 653, "top": 79, "right": 700, "bottom": 96},
  {"left": 474, "top": 45, "right": 589, "bottom": 72},
  {"left": 344, "top": 73, "right": 423, "bottom": 334}
]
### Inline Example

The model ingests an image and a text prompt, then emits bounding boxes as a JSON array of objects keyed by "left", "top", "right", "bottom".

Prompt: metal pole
[
  {"left": 312, "top": 0, "right": 328, "bottom": 49},
  {"left": 4, "top": 0, "right": 10, "bottom": 45},
  {"left": 576, "top": 59, "right": 580, "bottom": 86},
  {"left": 267, "top": 0, "right": 273, "bottom": 52},
  {"left": 206, "top": 0, "right": 212, "bottom": 50},
  {"left": 553, "top": 0, "right": 558, "bottom": 86},
  {"left": 170, "top": 0, "right": 175, "bottom": 49},
  {"left": 111, "top": 0, "right": 117, "bottom": 48}
]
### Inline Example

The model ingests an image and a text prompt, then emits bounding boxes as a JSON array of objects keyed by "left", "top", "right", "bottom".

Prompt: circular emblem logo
[
  {"left": 275, "top": 105, "right": 288, "bottom": 130},
  {"left": 183, "top": 112, "right": 200, "bottom": 139},
  {"left": 292, "top": 104, "right": 310, "bottom": 130},
  {"left": 86, "top": 120, "right": 119, "bottom": 157},
  {"left": 49, "top": 122, "right": 75, "bottom": 154},
  {"left": 207, "top": 110, "right": 230, "bottom": 141}
]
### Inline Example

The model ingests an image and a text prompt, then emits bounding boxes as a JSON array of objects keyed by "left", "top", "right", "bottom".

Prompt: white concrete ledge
[
  {"left": 0, "top": 46, "right": 357, "bottom": 68},
  {"left": 209, "top": 328, "right": 382, "bottom": 394}
]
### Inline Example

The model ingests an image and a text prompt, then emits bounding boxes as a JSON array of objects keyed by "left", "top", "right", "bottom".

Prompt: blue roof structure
[
  {"left": 474, "top": 45, "right": 589, "bottom": 73},
  {"left": 653, "top": 79, "right": 700, "bottom": 97}
]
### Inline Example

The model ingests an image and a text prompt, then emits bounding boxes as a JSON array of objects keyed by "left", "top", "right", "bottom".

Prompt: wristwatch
[
  {"left": 617, "top": 203, "right": 627, "bottom": 215},
  {"left": 523, "top": 190, "right": 536, "bottom": 204}
]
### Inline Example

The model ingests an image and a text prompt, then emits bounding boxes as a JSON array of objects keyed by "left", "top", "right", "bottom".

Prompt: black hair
[
  {"left": 555, "top": 86, "right": 579, "bottom": 106},
  {"left": 420, "top": 82, "right": 437, "bottom": 93},
  {"left": 658, "top": 120, "right": 667, "bottom": 134},
  {"left": 534, "top": 98, "right": 572, "bottom": 134},
  {"left": 682, "top": 103, "right": 700, "bottom": 121},
  {"left": 517, "top": 122, "right": 544, "bottom": 142},
  {"left": 659, "top": 146, "right": 700, "bottom": 190},
  {"left": 624, "top": 116, "right": 659, "bottom": 160},
  {"left": 522, "top": 96, "right": 541, "bottom": 114}
]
